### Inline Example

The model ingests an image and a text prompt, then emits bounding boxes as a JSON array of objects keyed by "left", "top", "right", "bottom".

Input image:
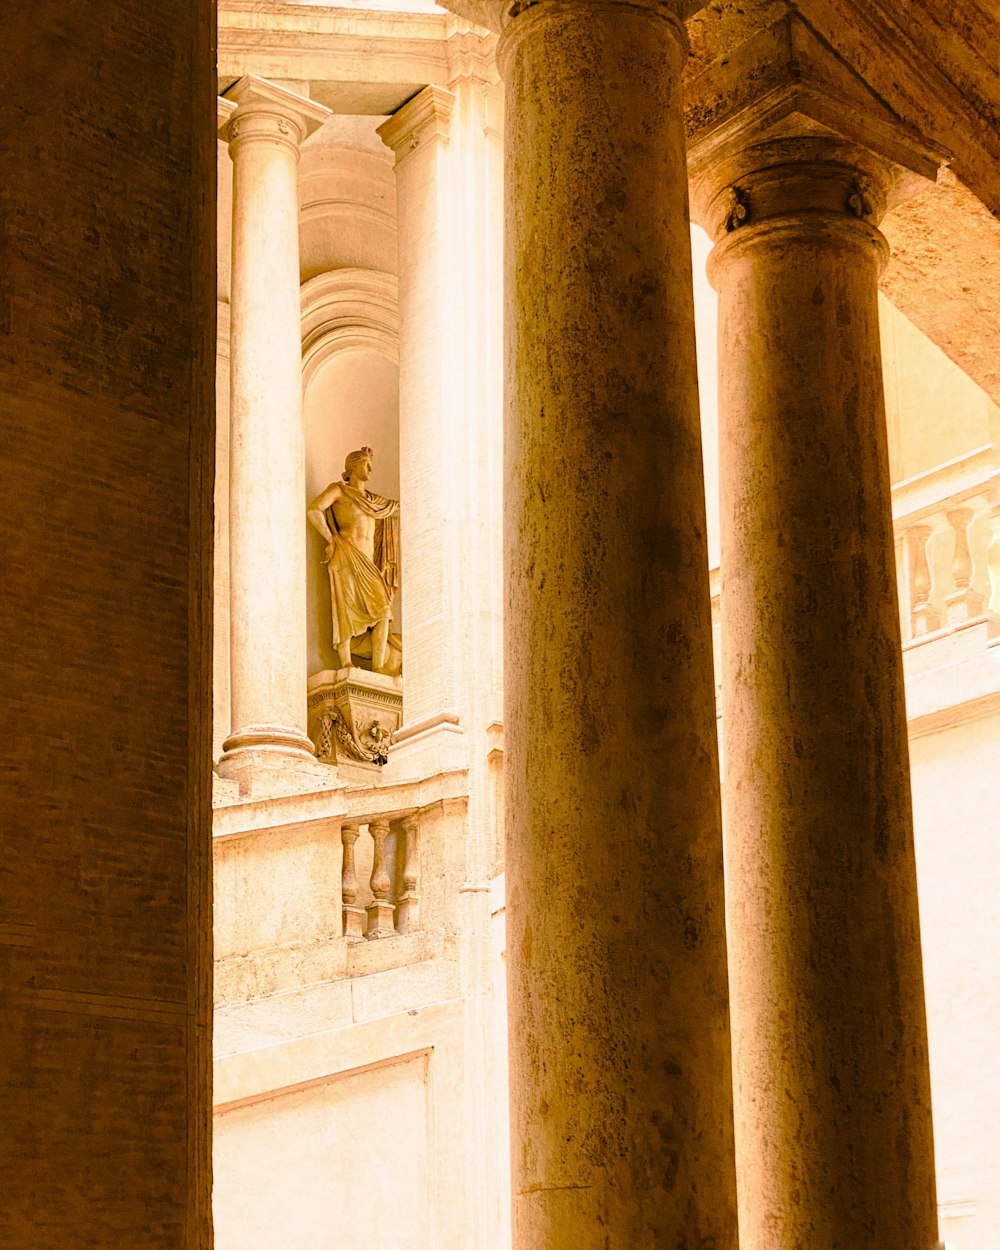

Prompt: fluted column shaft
[
  {"left": 499, "top": 3, "right": 737, "bottom": 1247},
  {"left": 702, "top": 137, "right": 938, "bottom": 1250},
  {"left": 218, "top": 78, "right": 329, "bottom": 774}
]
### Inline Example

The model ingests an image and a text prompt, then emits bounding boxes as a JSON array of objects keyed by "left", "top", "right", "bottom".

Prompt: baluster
[
  {"left": 395, "top": 814, "right": 420, "bottom": 934},
  {"left": 944, "top": 506, "right": 985, "bottom": 624},
  {"left": 340, "top": 822, "right": 366, "bottom": 941},
  {"left": 365, "top": 819, "right": 396, "bottom": 939},
  {"left": 989, "top": 501, "right": 1000, "bottom": 623},
  {"left": 905, "top": 523, "right": 939, "bottom": 637}
]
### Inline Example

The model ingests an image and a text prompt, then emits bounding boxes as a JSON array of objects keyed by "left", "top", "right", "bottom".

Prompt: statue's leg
[
  {"left": 337, "top": 639, "right": 353, "bottom": 669},
  {"left": 371, "top": 615, "right": 391, "bottom": 673}
]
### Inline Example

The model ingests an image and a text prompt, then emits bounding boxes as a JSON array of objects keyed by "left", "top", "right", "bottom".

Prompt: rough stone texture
[
  {"left": 704, "top": 138, "right": 938, "bottom": 1250},
  {"left": 1, "top": 2, "right": 215, "bottom": 1245},
  {"left": 881, "top": 169, "right": 1000, "bottom": 408},
  {"left": 499, "top": 3, "right": 737, "bottom": 1246}
]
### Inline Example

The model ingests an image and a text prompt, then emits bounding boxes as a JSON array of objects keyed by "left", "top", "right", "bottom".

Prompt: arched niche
[{"left": 301, "top": 268, "right": 400, "bottom": 676}]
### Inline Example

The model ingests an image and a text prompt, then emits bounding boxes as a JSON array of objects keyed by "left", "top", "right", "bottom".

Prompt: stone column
[
  {"left": 465, "top": 3, "right": 738, "bottom": 1247},
  {"left": 216, "top": 77, "right": 331, "bottom": 794},
  {"left": 697, "top": 136, "right": 939, "bottom": 1250}
]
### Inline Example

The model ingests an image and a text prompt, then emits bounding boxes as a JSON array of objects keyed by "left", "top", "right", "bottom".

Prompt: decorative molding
[
  {"left": 445, "top": 27, "right": 500, "bottom": 87},
  {"left": 219, "top": 74, "right": 330, "bottom": 152},
  {"left": 392, "top": 710, "right": 462, "bottom": 745},
  {"left": 307, "top": 667, "right": 403, "bottom": 770},
  {"left": 377, "top": 85, "right": 456, "bottom": 167},
  {"left": 217, "top": 96, "right": 237, "bottom": 128}
]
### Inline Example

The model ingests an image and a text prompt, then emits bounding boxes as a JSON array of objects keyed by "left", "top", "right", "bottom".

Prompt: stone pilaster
[
  {"left": 216, "top": 76, "right": 332, "bottom": 797},
  {"left": 377, "top": 87, "right": 468, "bottom": 775},
  {"left": 694, "top": 129, "right": 940, "bottom": 1250},
  {"left": 445, "top": 2, "right": 739, "bottom": 1247}
]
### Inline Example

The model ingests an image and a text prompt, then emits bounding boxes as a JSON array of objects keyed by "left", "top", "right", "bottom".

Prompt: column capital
[
  {"left": 219, "top": 75, "right": 330, "bottom": 155},
  {"left": 438, "top": 0, "right": 702, "bottom": 33},
  {"left": 377, "top": 85, "right": 455, "bottom": 167},
  {"left": 686, "top": 11, "right": 943, "bottom": 235},
  {"left": 218, "top": 96, "right": 237, "bottom": 129}
]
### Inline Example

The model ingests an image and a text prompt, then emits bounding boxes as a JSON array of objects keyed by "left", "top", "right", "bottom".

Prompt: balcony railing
[
  {"left": 340, "top": 811, "right": 421, "bottom": 942},
  {"left": 893, "top": 446, "right": 997, "bottom": 647},
  {"left": 707, "top": 444, "right": 1000, "bottom": 682}
]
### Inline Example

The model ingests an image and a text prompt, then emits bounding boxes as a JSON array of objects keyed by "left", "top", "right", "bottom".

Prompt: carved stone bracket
[{"left": 308, "top": 667, "right": 403, "bottom": 769}]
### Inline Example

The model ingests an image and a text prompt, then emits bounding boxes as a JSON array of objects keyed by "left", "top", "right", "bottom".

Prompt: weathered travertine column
[
  {"left": 438, "top": 2, "right": 738, "bottom": 1246},
  {"left": 217, "top": 77, "right": 330, "bottom": 792},
  {"left": 696, "top": 136, "right": 939, "bottom": 1250}
]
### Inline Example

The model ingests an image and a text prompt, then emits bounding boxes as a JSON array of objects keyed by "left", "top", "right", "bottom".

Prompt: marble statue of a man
[{"left": 308, "top": 447, "right": 402, "bottom": 675}]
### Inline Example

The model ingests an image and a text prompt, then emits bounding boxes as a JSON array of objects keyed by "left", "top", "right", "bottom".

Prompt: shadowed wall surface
[{"left": 1, "top": 3, "right": 215, "bottom": 1245}]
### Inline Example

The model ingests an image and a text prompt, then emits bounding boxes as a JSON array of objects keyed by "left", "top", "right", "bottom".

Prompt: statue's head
[{"left": 342, "top": 446, "right": 374, "bottom": 484}]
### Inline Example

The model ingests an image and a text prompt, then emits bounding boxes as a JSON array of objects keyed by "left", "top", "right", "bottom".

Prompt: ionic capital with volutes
[
  {"left": 219, "top": 75, "right": 329, "bottom": 160},
  {"left": 693, "top": 136, "right": 896, "bottom": 290},
  {"left": 686, "top": 9, "right": 943, "bottom": 269}
]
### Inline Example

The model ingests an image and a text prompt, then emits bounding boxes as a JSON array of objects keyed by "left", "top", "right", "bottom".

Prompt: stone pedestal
[
  {"left": 489, "top": 3, "right": 739, "bottom": 1247},
  {"left": 697, "top": 134, "right": 939, "bottom": 1250},
  {"left": 308, "top": 668, "right": 403, "bottom": 770},
  {"left": 216, "top": 77, "right": 332, "bottom": 797}
]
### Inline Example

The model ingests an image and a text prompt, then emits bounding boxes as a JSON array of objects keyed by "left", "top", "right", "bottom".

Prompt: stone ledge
[{"left": 214, "top": 997, "right": 463, "bottom": 1110}]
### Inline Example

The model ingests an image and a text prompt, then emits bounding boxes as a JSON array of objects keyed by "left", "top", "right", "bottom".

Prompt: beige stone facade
[
  {"left": 206, "top": 6, "right": 1000, "bottom": 1250},
  {"left": 4, "top": 2, "right": 999, "bottom": 1248}
]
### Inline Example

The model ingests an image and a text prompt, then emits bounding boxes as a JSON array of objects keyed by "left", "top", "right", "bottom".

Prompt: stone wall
[{"left": 1, "top": 3, "right": 215, "bottom": 1245}]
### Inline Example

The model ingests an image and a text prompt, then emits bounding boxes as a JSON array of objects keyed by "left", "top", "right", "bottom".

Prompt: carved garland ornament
[{"left": 318, "top": 709, "right": 393, "bottom": 766}]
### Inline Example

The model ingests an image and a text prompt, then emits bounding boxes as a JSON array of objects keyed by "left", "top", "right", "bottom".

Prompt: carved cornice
[
  {"left": 377, "top": 85, "right": 456, "bottom": 167},
  {"left": 792, "top": 0, "right": 1000, "bottom": 217},
  {"left": 445, "top": 27, "right": 501, "bottom": 88}
]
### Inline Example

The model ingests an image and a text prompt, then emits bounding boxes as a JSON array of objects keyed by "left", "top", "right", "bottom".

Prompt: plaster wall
[
  {"left": 881, "top": 294, "right": 994, "bottom": 482},
  {"left": 214, "top": 1054, "right": 433, "bottom": 1250},
  {"left": 910, "top": 714, "right": 1000, "bottom": 1250}
]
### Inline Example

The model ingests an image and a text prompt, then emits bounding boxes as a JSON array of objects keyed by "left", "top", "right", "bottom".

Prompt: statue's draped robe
[{"left": 325, "top": 486, "right": 399, "bottom": 651}]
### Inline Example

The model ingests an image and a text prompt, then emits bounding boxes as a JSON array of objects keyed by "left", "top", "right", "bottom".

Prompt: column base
[
  {"left": 342, "top": 904, "right": 366, "bottom": 942},
  {"left": 945, "top": 586, "right": 985, "bottom": 625},
  {"left": 365, "top": 899, "right": 396, "bottom": 940},
  {"left": 216, "top": 724, "right": 337, "bottom": 800},
  {"left": 395, "top": 892, "right": 420, "bottom": 934}
]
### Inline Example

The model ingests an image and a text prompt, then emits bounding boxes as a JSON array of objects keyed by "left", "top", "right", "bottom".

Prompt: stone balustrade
[
  {"left": 340, "top": 811, "right": 421, "bottom": 942},
  {"left": 707, "top": 447, "right": 999, "bottom": 703},
  {"left": 893, "top": 448, "right": 996, "bottom": 645}
]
